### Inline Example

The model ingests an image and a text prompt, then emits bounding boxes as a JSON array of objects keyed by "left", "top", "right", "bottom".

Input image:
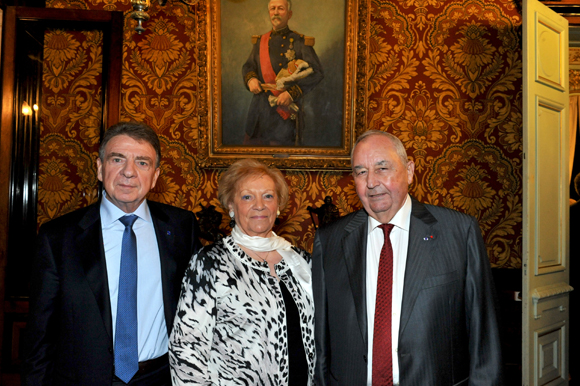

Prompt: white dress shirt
[
  {"left": 100, "top": 195, "right": 167, "bottom": 362},
  {"left": 366, "top": 194, "right": 411, "bottom": 385}
]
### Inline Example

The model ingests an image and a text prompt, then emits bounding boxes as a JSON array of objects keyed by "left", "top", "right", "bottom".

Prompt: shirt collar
[
  {"left": 271, "top": 26, "right": 290, "bottom": 35},
  {"left": 368, "top": 194, "right": 412, "bottom": 233},
  {"left": 100, "top": 191, "right": 152, "bottom": 227}
]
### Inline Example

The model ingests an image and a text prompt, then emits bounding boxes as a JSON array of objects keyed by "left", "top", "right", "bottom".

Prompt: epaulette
[
  {"left": 251, "top": 35, "right": 260, "bottom": 44},
  {"left": 291, "top": 30, "right": 314, "bottom": 46},
  {"left": 292, "top": 30, "right": 304, "bottom": 38}
]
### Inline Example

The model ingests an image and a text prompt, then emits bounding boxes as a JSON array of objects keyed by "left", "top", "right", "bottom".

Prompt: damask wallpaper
[
  {"left": 571, "top": 47, "right": 580, "bottom": 93},
  {"left": 39, "top": 29, "right": 103, "bottom": 224},
  {"left": 39, "top": 0, "right": 524, "bottom": 268}
]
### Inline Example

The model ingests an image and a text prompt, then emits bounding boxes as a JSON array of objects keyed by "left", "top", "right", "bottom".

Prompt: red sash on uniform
[{"left": 260, "top": 31, "right": 291, "bottom": 120}]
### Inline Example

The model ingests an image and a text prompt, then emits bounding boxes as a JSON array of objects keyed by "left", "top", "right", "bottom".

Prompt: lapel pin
[
  {"left": 423, "top": 235, "right": 434, "bottom": 241},
  {"left": 167, "top": 230, "right": 172, "bottom": 236}
]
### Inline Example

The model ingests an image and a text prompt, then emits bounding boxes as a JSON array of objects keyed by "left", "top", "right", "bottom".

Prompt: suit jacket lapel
[
  {"left": 148, "top": 202, "right": 179, "bottom": 333},
  {"left": 80, "top": 203, "right": 113, "bottom": 341},
  {"left": 399, "top": 198, "right": 438, "bottom": 337},
  {"left": 342, "top": 210, "right": 369, "bottom": 347}
]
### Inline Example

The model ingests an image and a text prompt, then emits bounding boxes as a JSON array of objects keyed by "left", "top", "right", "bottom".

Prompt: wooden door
[{"left": 523, "top": 0, "right": 572, "bottom": 384}]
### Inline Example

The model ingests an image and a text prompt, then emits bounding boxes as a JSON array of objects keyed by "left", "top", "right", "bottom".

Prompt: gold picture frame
[{"left": 195, "top": 0, "right": 369, "bottom": 169}]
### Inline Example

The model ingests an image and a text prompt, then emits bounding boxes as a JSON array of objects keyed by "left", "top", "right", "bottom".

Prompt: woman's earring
[
  {"left": 277, "top": 209, "right": 280, "bottom": 216},
  {"left": 229, "top": 211, "right": 235, "bottom": 228}
]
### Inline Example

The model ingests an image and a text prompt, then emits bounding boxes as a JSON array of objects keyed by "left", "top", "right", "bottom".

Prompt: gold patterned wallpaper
[
  {"left": 39, "top": 0, "right": 524, "bottom": 268},
  {"left": 571, "top": 47, "right": 580, "bottom": 94},
  {"left": 38, "top": 29, "right": 103, "bottom": 224}
]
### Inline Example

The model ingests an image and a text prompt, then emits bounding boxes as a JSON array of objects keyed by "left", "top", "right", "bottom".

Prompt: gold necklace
[{"left": 253, "top": 250, "right": 270, "bottom": 263}]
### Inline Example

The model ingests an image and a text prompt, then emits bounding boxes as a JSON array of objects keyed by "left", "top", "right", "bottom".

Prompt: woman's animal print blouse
[{"left": 169, "top": 236, "right": 315, "bottom": 386}]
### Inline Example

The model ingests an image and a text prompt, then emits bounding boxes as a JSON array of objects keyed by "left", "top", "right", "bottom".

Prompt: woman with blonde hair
[{"left": 169, "top": 159, "right": 314, "bottom": 385}]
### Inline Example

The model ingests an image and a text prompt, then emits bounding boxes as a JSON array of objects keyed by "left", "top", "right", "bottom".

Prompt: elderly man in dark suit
[
  {"left": 312, "top": 130, "right": 503, "bottom": 385},
  {"left": 21, "top": 122, "right": 201, "bottom": 386}
]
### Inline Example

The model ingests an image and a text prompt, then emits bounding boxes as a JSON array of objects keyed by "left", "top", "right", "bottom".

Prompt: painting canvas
[
  {"left": 220, "top": 0, "right": 345, "bottom": 148},
  {"left": 196, "top": 0, "right": 365, "bottom": 169}
]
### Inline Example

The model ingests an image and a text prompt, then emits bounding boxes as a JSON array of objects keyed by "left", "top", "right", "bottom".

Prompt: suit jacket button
[{"left": 363, "top": 354, "right": 368, "bottom": 363}]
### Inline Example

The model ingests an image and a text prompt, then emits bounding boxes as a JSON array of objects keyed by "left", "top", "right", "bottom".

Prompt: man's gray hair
[
  {"left": 351, "top": 130, "right": 409, "bottom": 171},
  {"left": 99, "top": 121, "right": 162, "bottom": 168},
  {"left": 268, "top": 0, "right": 292, "bottom": 10}
]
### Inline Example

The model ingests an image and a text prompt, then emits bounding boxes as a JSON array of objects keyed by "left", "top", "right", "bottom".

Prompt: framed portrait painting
[{"left": 196, "top": 0, "right": 369, "bottom": 169}]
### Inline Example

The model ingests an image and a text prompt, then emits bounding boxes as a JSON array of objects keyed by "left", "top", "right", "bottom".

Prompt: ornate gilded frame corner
[{"left": 195, "top": 0, "right": 369, "bottom": 170}]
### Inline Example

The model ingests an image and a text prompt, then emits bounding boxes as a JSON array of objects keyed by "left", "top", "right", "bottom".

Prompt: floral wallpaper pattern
[
  {"left": 40, "top": 0, "right": 524, "bottom": 268},
  {"left": 571, "top": 47, "right": 580, "bottom": 94},
  {"left": 38, "top": 29, "right": 103, "bottom": 224}
]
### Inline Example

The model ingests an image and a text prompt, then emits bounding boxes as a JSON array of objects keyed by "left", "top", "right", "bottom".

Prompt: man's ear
[
  {"left": 150, "top": 167, "right": 161, "bottom": 189},
  {"left": 97, "top": 158, "right": 103, "bottom": 182},
  {"left": 406, "top": 160, "right": 415, "bottom": 185}
]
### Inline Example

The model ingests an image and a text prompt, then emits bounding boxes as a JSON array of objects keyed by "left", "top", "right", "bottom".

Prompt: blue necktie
[{"left": 115, "top": 215, "right": 139, "bottom": 383}]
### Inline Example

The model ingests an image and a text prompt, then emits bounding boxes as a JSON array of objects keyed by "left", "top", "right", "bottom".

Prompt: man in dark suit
[
  {"left": 21, "top": 122, "right": 201, "bottom": 386},
  {"left": 312, "top": 130, "right": 503, "bottom": 385},
  {"left": 242, "top": 0, "right": 323, "bottom": 146}
]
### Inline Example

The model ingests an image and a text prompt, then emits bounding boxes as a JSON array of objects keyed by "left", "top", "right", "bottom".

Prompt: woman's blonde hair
[{"left": 218, "top": 159, "right": 289, "bottom": 215}]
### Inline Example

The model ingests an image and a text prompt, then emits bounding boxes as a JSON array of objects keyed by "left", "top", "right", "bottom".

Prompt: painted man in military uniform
[{"left": 242, "top": 0, "right": 324, "bottom": 147}]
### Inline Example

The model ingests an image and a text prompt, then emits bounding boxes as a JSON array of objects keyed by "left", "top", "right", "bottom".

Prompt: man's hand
[
  {"left": 248, "top": 78, "right": 262, "bottom": 94},
  {"left": 276, "top": 91, "right": 292, "bottom": 106}
]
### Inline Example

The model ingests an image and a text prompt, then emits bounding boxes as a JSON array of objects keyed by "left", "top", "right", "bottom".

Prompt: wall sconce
[
  {"left": 22, "top": 101, "right": 32, "bottom": 116},
  {"left": 131, "top": 0, "right": 151, "bottom": 34},
  {"left": 131, "top": 0, "right": 200, "bottom": 34},
  {"left": 21, "top": 102, "right": 39, "bottom": 116}
]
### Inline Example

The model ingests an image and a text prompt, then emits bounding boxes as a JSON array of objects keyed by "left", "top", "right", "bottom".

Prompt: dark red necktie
[{"left": 372, "top": 223, "right": 395, "bottom": 386}]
